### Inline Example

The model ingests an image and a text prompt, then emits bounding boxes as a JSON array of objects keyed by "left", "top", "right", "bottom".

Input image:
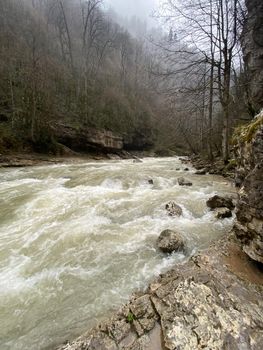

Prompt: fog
[{"left": 105, "top": 0, "right": 158, "bottom": 23}]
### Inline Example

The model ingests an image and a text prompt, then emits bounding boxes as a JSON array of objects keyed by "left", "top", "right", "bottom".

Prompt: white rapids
[{"left": 0, "top": 157, "right": 236, "bottom": 349}]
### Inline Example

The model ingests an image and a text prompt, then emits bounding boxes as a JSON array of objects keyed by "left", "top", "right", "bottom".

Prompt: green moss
[
  {"left": 126, "top": 312, "right": 135, "bottom": 323},
  {"left": 232, "top": 113, "right": 263, "bottom": 145}
]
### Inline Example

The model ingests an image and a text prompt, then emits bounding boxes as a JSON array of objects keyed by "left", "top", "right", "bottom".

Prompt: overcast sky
[{"left": 104, "top": 0, "right": 159, "bottom": 22}]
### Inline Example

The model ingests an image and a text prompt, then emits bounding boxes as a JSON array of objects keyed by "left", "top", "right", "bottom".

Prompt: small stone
[
  {"left": 165, "top": 201, "right": 183, "bottom": 216},
  {"left": 214, "top": 208, "right": 232, "bottom": 219},
  {"left": 148, "top": 179, "right": 154, "bottom": 185},
  {"left": 178, "top": 177, "right": 193, "bottom": 186},
  {"left": 157, "top": 229, "right": 185, "bottom": 253}
]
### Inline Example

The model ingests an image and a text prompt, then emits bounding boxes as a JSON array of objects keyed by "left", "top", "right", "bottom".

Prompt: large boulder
[
  {"left": 165, "top": 201, "right": 183, "bottom": 217},
  {"left": 157, "top": 229, "right": 185, "bottom": 253},
  {"left": 206, "top": 195, "right": 235, "bottom": 210}
]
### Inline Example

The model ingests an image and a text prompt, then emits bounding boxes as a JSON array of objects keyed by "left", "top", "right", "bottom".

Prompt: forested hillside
[
  {"left": 0, "top": 0, "right": 160, "bottom": 153},
  {"left": 0, "top": 0, "right": 260, "bottom": 159}
]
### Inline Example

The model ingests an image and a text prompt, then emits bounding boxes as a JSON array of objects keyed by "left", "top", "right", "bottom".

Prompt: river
[{"left": 0, "top": 157, "right": 235, "bottom": 349}]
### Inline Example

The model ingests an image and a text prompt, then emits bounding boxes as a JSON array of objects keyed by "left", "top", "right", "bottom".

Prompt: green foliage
[{"left": 126, "top": 312, "right": 135, "bottom": 323}]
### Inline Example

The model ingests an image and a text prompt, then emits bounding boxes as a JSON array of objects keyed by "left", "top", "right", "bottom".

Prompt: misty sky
[{"left": 105, "top": 0, "right": 159, "bottom": 22}]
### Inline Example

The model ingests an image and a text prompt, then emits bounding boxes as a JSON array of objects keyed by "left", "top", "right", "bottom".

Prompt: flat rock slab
[{"left": 57, "top": 236, "right": 263, "bottom": 350}]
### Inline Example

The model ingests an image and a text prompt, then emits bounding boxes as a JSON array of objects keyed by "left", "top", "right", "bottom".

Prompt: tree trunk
[
  {"left": 208, "top": 64, "right": 214, "bottom": 160},
  {"left": 222, "top": 105, "right": 229, "bottom": 162}
]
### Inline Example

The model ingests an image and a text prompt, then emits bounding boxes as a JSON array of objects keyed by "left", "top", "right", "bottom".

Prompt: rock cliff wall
[
  {"left": 242, "top": 0, "right": 263, "bottom": 111},
  {"left": 52, "top": 123, "right": 123, "bottom": 152},
  {"left": 234, "top": 112, "right": 263, "bottom": 263}
]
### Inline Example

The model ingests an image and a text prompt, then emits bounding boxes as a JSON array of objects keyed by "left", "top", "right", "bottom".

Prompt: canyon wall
[{"left": 242, "top": 0, "right": 263, "bottom": 111}]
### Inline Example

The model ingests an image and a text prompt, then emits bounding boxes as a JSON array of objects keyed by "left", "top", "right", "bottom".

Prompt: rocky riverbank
[
  {"left": 58, "top": 234, "right": 263, "bottom": 350},
  {"left": 0, "top": 150, "right": 152, "bottom": 168}
]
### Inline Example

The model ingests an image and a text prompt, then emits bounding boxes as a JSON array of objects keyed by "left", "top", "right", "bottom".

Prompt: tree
[{"left": 156, "top": 0, "right": 245, "bottom": 160}]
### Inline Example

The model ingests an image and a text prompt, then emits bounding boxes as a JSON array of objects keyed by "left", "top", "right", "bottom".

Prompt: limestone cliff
[
  {"left": 242, "top": 0, "right": 263, "bottom": 111},
  {"left": 234, "top": 112, "right": 263, "bottom": 263},
  {"left": 51, "top": 123, "right": 123, "bottom": 152}
]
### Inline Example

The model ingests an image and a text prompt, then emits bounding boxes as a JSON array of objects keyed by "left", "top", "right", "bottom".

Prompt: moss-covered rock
[{"left": 232, "top": 112, "right": 263, "bottom": 145}]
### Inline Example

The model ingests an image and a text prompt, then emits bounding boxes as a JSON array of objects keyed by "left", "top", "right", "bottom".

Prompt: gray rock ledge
[{"left": 57, "top": 235, "right": 263, "bottom": 350}]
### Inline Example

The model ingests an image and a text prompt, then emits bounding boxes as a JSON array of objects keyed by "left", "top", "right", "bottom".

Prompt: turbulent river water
[{"left": 0, "top": 157, "right": 236, "bottom": 349}]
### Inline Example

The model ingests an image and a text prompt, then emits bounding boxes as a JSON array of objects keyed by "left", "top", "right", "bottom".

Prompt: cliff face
[
  {"left": 242, "top": 0, "right": 263, "bottom": 111},
  {"left": 51, "top": 124, "right": 123, "bottom": 152},
  {"left": 234, "top": 112, "right": 263, "bottom": 263}
]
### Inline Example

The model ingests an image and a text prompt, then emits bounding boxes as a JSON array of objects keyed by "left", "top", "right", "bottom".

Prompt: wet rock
[
  {"left": 178, "top": 177, "right": 193, "bottom": 186},
  {"left": 195, "top": 169, "right": 207, "bottom": 175},
  {"left": 207, "top": 195, "right": 235, "bottom": 210},
  {"left": 157, "top": 229, "right": 185, "bottom": 253},
  {"left": 184, "top": 167, "right": 189, "bottom": 171},
  {"left": 165, "top": 201, "right": 183, "bottom": 216},
  {"left": 129, "top": 295, "right": 158, "bottom": 334},
  {"left": 214, "top": 208, "right": 233, "bottom": 219},
  {"left": 148, "top": 179, "right": 154, "bottom": 185}
]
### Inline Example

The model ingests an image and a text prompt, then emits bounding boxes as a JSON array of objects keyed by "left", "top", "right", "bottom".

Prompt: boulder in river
[
  {"left": 214, "top": 208, "right": 233, "bottom": 219},
  {"left": 207, "top": 195, "right": 234, "bottom": 210},
  {"left": 165, "top": 201, "right": 183, "bottom": 216},
  {"left": 148, "top": 179, "right": 154, "bottom": 185},
  {"left": 157, "top": 229, "right": 185, "bottom": 253},
  {"left": 178, "top": 177, "right": 193, "bottom": 186},
  {"left": 195, "top": 169, "right": 207, "bottom": 175}
]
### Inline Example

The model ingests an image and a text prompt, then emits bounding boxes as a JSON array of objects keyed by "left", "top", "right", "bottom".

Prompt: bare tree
[{"left": 156, "top": 0, "right": 244, "bottom": 160}]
